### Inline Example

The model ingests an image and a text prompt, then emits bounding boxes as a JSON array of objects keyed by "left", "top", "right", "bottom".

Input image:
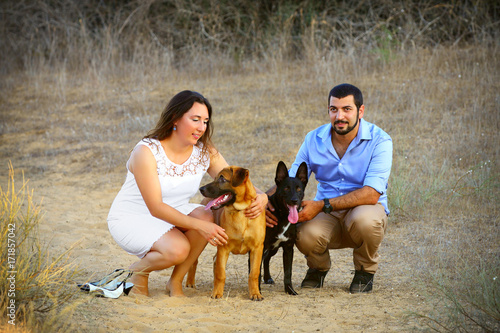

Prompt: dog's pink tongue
[
  {"left": 205, "top": 194, "right": 230, "bottom": 210},
  {"left": 204, "top": 198, "right": 218, "bottom": 210},
  {"left": 287, "top": 205, "right": 299, "bottom": 224}
]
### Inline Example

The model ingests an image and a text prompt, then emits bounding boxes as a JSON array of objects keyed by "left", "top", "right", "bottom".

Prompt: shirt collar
[
  {"left": 319, "top": 123, "right": 331, "bottom": 143},
  {"left": 358, "top": 119, "right": 372, "bottom": 141}
]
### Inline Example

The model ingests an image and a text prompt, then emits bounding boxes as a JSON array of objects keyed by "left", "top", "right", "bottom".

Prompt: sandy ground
[{"left": 23, "top": 169, "right": 429, "bottom": 333}]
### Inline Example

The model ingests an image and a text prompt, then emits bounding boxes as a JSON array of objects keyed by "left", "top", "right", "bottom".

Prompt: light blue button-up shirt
[{"left": 289, "top": 119, "right": 393, "bottom": 215}]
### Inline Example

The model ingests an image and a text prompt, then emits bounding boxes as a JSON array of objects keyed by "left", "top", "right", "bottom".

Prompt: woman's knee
[
  {"left": 153, "top": 233, "right": 191, "bottom": 266},
  {"left": 189, "top": 206, "right": 214, "bottom": 223},
  {"left": 169, "top": 243, "right": 190, "bottom": 265}
]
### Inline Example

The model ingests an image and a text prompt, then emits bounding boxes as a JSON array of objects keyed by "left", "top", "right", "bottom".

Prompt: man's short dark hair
[{"left": 329, "top": 84, "right": 363, "bottom": 111}]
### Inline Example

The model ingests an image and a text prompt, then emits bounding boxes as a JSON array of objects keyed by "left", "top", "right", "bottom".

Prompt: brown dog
[{"left": 199, "top": 166, "right": 266, "bottom": 301}]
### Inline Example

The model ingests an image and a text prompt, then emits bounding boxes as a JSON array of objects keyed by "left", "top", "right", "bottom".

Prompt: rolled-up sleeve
[
  {"left": 363, "top": 136, "right": 392, "bottom": 194},
  {"left": 289, "top": 134, "right": 312, "bottom": 178}
]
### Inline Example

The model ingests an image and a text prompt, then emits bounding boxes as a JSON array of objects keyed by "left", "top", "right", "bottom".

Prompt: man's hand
[
  {"left": 244, "top": 193, "right": 268, "bottom": 219},
  {"left": 263, "top": 185, "right": 278, "bottom": 228},
  {"left": 298, "top": 200, "right": 323, "bottom": 222},
  {"left": 265, "top": 200, "right": 278, "bottom": 228}
]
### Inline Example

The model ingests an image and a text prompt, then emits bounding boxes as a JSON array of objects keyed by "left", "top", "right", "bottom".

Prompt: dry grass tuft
[
  {"left": 410, "top": 216, "right": 500, "bottom": 332},
  {"left": 0, "top": 163, "right": 81, "bottom": 331}
]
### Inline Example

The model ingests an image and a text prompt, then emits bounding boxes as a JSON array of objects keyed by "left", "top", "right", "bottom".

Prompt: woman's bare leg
[
  {"left": 166, "top": 207, "right": 212, "bottom": 297},
  {"left": 129, "top": 228, "right": 190, "bottom": 296},
  {"left": 166, "top": 229, "right": 209, "bottom": 297}
]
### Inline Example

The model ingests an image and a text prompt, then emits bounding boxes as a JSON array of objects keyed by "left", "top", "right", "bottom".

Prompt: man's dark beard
[{"left": 332, "top": 110, "right": 359, "bottom": 135}]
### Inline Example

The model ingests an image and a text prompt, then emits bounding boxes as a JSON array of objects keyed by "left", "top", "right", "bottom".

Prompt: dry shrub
[{"left": 0, "top": 163, "right": 80, "bottom": 332}]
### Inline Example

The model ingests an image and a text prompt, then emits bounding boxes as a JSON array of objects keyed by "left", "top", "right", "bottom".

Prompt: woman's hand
[
  {"left": 198, "top": 220, "right": 228, "bottom": 246},
  {"left": 244, "top": 193, "right": 268, "bottom": 219}
]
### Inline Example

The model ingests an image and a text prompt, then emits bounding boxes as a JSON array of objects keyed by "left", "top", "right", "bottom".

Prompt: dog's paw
[
  {"left": 264, "top": 278, "right": 275, "bottom": 285},
  {"left": 211, "top": 293, "right": 223, "bottom": 299},
  {"left": 285, "top": 285, "right": 298, "bottom": 295},
  {"left": 250, "top": 293, "right": 264, "bottom": 301},
  {"left": 185, "top": 283, "right": 196, "bottom": 288}
]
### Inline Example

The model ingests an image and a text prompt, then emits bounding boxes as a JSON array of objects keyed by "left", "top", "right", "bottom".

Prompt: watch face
[{"left": 323, "top": 199, "right": 332, "bottom": 213}]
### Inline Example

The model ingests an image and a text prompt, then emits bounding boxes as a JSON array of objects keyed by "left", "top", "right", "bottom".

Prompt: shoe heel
[{"left": 123, "top": 282, "right": 134, "bottom": 296}]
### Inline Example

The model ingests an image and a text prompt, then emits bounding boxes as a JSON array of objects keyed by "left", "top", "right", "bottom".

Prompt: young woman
[{"left": 107, "top": 90, "right": 267, "bottom": 297}]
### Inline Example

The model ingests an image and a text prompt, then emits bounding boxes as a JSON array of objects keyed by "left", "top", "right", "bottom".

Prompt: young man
[{"left": 266, "top": 83, "right": 392, "bottom": 293}]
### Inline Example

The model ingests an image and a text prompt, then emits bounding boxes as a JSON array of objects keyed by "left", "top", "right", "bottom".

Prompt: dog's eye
[
  {"left": 297, "top": 187, "right": 302, "bottom": 192},
  {"left": 218, "top": 176, "right": 228, "bottom": 183},
  {"left": 284, "top": 187, "right": 290, "bottom": 192}
]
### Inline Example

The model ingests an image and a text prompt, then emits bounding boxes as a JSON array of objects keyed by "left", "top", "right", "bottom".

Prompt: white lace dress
[{"left": 107, "top": 138, "right": 210, "bottom": 258}]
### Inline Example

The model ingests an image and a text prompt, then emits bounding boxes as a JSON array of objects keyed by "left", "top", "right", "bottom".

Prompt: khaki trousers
[{"left": 296, "top": 203, "right": 388, "bottom": 274}]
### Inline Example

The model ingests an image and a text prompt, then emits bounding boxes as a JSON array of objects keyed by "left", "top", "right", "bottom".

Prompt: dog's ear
[
  {"left": 296, "top": 162, "right": 309, "bottom": 187},
  {"left": 275, "top": 161, "right": 288, "bottom": 186},
  {"left": 231, "top": 167, "right": 249, "bottom": 187}
]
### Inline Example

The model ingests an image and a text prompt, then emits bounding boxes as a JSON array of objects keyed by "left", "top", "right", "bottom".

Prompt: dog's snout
[
  {"left": 200, "top": 183, "right": 221, "bottom": 198},
  {"left": 199, "top": 185, "right": 211, "bottom": 196},
  {"left": 290, "top": 192, "right": 302, "bottom": 205}
]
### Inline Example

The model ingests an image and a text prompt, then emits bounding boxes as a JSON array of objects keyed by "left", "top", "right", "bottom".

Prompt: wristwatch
[{"left": 322, "top": 198, "right": 332, "bottom": 214}]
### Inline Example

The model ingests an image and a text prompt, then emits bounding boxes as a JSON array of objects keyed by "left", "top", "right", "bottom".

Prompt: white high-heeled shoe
[
  {"left": 93, "top": 280, "right": 134, "bottom": 299},
  {"left": 79, "top": 269, "right": 134, "bottom": 298}
]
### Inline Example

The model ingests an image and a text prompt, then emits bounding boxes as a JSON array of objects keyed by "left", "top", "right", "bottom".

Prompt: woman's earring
[{"left": 173, "top": 125, "right": 177, "bottom": 131}]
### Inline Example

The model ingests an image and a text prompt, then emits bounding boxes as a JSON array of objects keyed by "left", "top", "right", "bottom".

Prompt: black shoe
[
  {"left": 301, "top": 268, "right": 328, "bottom": 288},
  {"left": 349, "top": 270, "right": 374, "bottom": 293}
]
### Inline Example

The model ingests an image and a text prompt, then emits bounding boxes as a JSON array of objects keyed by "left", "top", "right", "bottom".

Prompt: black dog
[{"left": 262, "top": 161, "right": 308, "bottom": 295}]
